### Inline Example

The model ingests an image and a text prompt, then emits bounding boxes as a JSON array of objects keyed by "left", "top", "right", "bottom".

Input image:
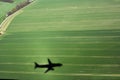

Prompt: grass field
[{"left": 0, "top": 0, "right": 120, "bottom": 80}]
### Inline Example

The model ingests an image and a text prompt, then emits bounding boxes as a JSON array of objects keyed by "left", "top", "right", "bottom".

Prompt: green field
[{"left": 0, "top": 0, "right": 120, "bottom": 80}]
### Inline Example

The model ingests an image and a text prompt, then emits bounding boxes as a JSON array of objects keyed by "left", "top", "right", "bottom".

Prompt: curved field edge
[
  {"left": 0, "top": 0, "right": 35, "bottom": 35},
  {"left": 0, "top": 0, "right": 27, "bottom": 23},
  {"left": 0, "top": 10, "right": 23, "bottom": 35}
]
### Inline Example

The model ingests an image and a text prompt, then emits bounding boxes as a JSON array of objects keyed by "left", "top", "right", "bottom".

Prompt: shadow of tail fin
[{"left": 34, "top": 62, "right": 39, "bottom": 69}]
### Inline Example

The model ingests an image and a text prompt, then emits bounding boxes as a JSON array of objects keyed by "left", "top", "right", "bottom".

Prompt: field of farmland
[{"left": 0, "top": 0, "right": 120, "bottom": 80}]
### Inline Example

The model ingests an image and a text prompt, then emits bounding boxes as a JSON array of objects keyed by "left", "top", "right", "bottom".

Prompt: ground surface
[{"left": 0, "top": 0, "right": 120, "bottom": 80}]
